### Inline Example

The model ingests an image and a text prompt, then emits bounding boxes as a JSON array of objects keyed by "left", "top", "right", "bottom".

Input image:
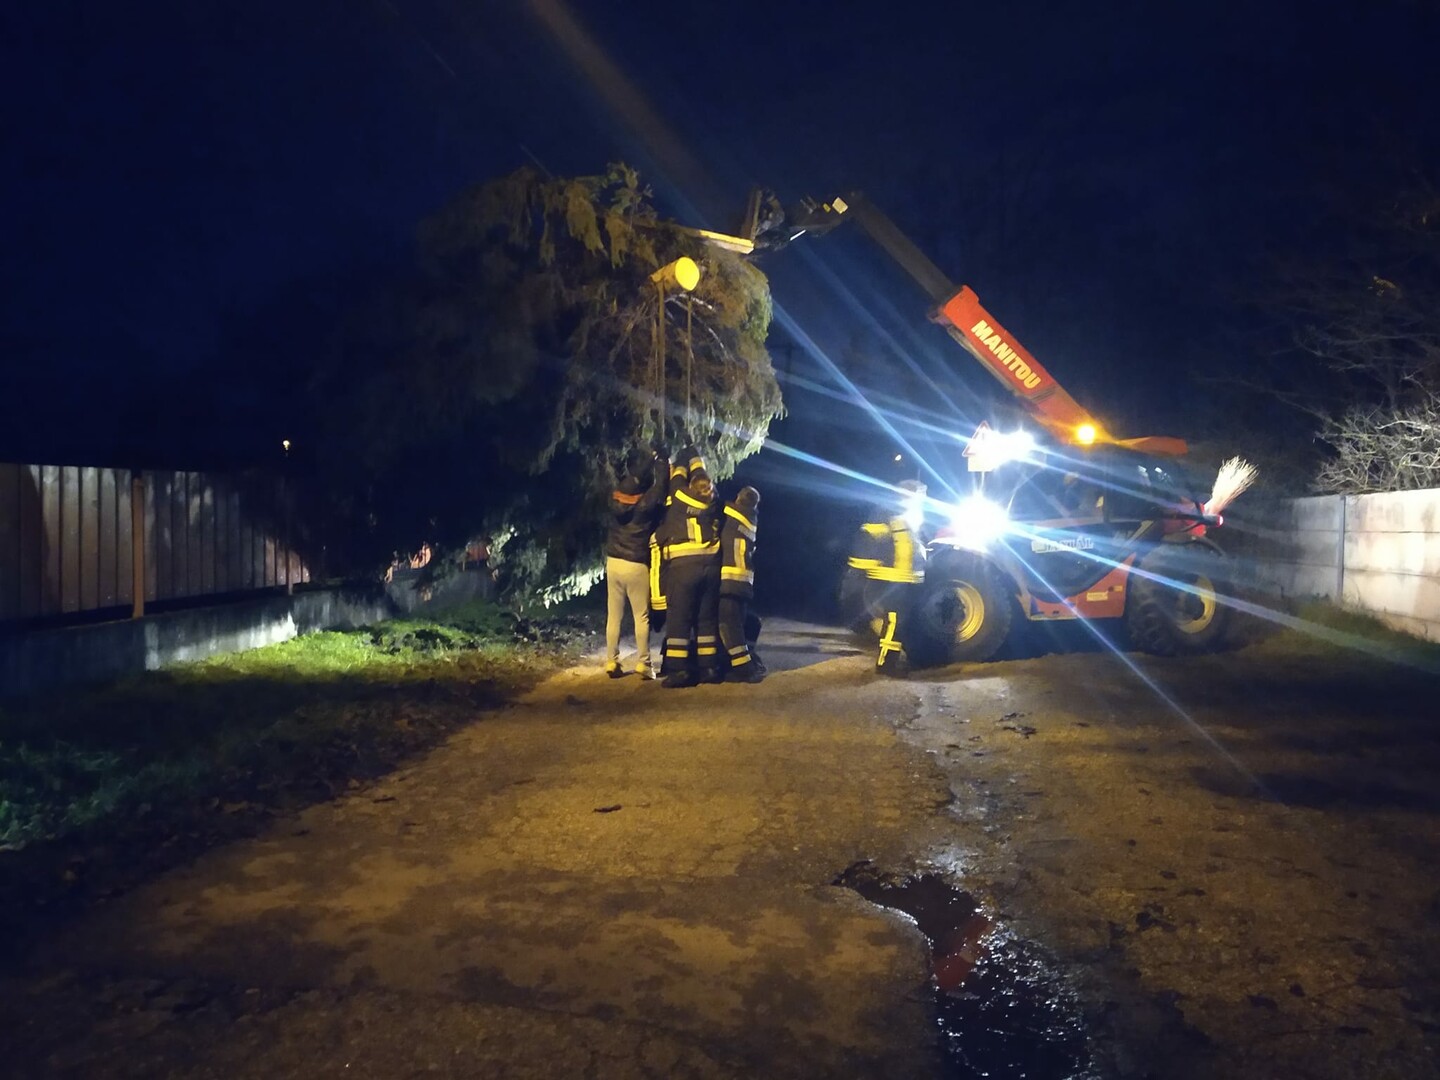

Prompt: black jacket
[
  {"left": 847, "top": 505, "right": 926, "bottom": 583},
  {"left": 719, "top": 500, "right": 758, "bottom": 598},
  {"left": 655, "top": 446, "right": 720, "bottom": 560},
  {"left": 606, "top": 461, "right": 666, "bottom": 565}
]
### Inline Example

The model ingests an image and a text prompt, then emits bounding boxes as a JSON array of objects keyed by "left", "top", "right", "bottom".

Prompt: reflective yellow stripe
[
  {"left": 675, "top": 488, "right": 708, "bottom": 510},
  {"left": 848, "top": 556, "right": 880, "bottom": 570},
  {"left": 724, "top": 505, "right": 757, "bottom": 534},
  {"left": 893, "top": 527, "right": 914, "bottom": 578},
  {"left": 649, "top": 542, "right": 667, "bottom": 607},
  {"left": 696, "top": 635, "right": 718, "bottom": 644},
  {"left": 665, "top": 649, "right": 688, "bottom": 658},
  {"left": 861, "top": 522, "right": 890, "bottom": 537},
  {"left": 688, "top": 456, "right": 705, "bottom": 473},
  {"left": 670, "top": 465, "right": 688, "bottom": 480},
  {"left": 866, "top": 567, "right": 924, "bottom": 583},
  {"left": 730, "top": 653, "right": 752, "bottom": 666},
  {"left": 666, "top": 540, "right": 720, "bottom": 557},
  {"left": 877, "top": 611, "right": 902, "bottom": 663},
  {"left": 728, "top": 644, "right": 748, "bottom": 656},
  {"left": 723, "top": 536, "right": 751, "bottom": 582},
  {"left": 696, "top": 646, "right": 718, "bottom": 656}
]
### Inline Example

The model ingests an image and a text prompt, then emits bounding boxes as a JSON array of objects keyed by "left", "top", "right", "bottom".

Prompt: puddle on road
[{"left": 834, "top": 861, "right": 1091, "bottom": 1079}]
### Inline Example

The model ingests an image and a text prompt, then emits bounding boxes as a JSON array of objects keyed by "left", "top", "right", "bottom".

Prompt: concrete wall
[
  {"left": 0, "top": 587, "right": 395, "bottom": 699},
  {"left": 1342, "top": 489, "right": 1440, "bottom": 641},
  {"left": 385, "top": 565, "right": 496, "bottom": 614},
  {"left": 1242, "top": 488, "right": 1440, "bottom": 642}
]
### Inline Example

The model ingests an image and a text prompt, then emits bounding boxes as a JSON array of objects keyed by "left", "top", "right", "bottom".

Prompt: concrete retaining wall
[
  {"left": 0, "top": 587, "right": 395, "bottom": 699},
  {"left": 1242, "top": 488, "right": 1440, "bottom": 642}
]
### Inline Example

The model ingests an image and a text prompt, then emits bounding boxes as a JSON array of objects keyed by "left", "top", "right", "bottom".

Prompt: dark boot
[
  {"left": 663, "top": 668, "right": 697, "bottom": 689},
  {"left": 726, "top": 662, "right": 765, "bottom": 684},
  {"left": 876, "top": 652, "right": 910, "bottom": 677}
]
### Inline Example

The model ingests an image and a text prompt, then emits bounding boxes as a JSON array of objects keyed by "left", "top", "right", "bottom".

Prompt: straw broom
[{"left": 1203, "top": 456, "right": 1259, "bottom": 519}]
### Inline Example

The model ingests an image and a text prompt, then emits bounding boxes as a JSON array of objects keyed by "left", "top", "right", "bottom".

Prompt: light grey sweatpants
[{"left": 605, "top": 556, "right": 651, "bottom": 666}]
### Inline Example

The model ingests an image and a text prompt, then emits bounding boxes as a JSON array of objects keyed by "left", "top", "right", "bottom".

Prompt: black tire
[
  {"left": 1125, "top": 541, "right": 1232, "bottom": 656},
  {"left": 839, "top": 567, "right": 889, "bottom": 640},
  {"left": 911, "top": 553, "right": 1015, "bottom": 665}
]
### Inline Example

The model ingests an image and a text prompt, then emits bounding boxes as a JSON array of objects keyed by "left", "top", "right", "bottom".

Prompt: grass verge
[
  {"left": 1246, "top": 599, "right": 1440, "bottom": 670},
  {"left": 0, "top": 600, "right": 597, "bottom": 947}
]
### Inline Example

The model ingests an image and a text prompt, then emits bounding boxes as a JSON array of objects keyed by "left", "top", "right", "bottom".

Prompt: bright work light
[
  {"left": 948, "top": 494, "right": 1009, "bottom": 549},
  {"left": 995, "top": 429, "right": 1036, "bottom": 462}
]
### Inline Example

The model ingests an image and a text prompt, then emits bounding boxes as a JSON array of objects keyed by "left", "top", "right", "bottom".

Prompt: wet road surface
[{"left": 4, "top": 618, "right": 1438, "bottom": 1078}]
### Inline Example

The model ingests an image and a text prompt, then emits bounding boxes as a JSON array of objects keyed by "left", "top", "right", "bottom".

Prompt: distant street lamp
[{"left": 648, "top": 257, "right": 701, "bottom": 435}]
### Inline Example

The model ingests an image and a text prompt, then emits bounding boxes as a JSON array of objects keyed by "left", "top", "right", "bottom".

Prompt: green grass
[
  {"left": 1226, "top": 601, "right": 1440, "bottom": 685},
  {"left": 1244, "top": 600, "right": 1440, "bottom": 672},
  {"left": 0, "top": 601, "right": 595, "bottom": 853}
]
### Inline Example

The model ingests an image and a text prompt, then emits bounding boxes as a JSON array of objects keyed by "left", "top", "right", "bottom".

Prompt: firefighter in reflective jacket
[
  {"left": 719, "top": 486, "right": 763, "bottom": 683},
  {"left": 657, "top": 446, "right": 723, "bottom": 688},
  {"left": 848, "top": 479, "right": 927, "bottom": 675}
]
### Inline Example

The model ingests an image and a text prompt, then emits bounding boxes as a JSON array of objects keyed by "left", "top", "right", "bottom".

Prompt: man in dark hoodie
[
  {"left": 604, "top": 448, "right": 667, "bottom": 679},
  {"left": 719, "top": 486, "right": 763, "bottom": 682}
]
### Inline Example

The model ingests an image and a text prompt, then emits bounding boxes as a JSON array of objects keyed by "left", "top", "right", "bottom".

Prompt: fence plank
[
  {"left": 79, "top": 466, "right": 100, "bottom": 612},
  {"left": 0, "top": 464, "right": 18, "bottom": 620},
  {"left": 247, "top": 476, "right": 262, "bottom": 589},
  {"left": 144, "top": 472, "right": 159, "bottom": 603},
  {"left": 228, "top": 483, "right": 243, "bottom": 591},
  {"left": 264, "top": 479, "right": 276, "bottom": 587},
  {"left": 98, "top": 469, "right": 118, "bottom": 607},
  {"left": 148, "top": 472, "right": 168, "bottom": 602},
  {"left": 281, "top": 480, "right": 293, "bottom": 587},
  {"left": 60, "top": 465, "right": 81, "bottom": 613},
  {"left": 199, "top": 476, "right": 215, "bottom": 595},
  {"left": 18, "top": 466, "right": 43, "bottom": 617},
  {"left": 170, "top": 471, "right": 188, "bottom": 601},
  {"left": 241, "top": 476, "right": 254, "bottom": 589},
  {"left": 117, "top": 471, "right": 134, "bottom": 609},
  {"left": 185, "top": 472, "right": 202, "bottom": 598},
  {"left": 213, "top": 475, "right": 229, "bottom": 593}
]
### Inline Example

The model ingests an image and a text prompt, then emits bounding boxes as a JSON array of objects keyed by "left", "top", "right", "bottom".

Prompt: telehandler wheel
[
  {"left": 839, "top": 567, "right": 888, "bottom": 640},
  {"left": 912, "top": 554, "right": 1014, "bottom": 665},
  {"left": 1126, "top": 541, "right": 1232, "bottom": 656}
]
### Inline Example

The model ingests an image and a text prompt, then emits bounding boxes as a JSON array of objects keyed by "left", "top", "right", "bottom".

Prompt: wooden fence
[{"left": 0, "top": 463, "right": 314, "bottom": 625}]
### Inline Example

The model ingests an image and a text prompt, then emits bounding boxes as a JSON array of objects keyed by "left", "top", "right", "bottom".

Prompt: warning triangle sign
[{"left": 961, "top": 421, "right": 994, "bottom": 457}]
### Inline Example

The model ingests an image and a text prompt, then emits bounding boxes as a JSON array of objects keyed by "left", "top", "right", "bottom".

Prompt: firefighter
[
  {"left": 719, "top": 485, "right": 763, "bottom": 682},
  {"left": 848, "top": 479, "right": 927, "bottom": 675},
  {"left": 657, "top": 445, "right": 723, "bottom": 688}
]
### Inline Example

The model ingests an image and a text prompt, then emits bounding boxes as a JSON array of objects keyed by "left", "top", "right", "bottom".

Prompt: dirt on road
[
  {"left": 895, "top": 625, "right": 1440, "bottom": 1079},
  {"left": 3, "top": 618, "right": 1438, "bottom": 1079}
]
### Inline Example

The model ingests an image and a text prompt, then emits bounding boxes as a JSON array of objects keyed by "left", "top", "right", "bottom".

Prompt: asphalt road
[{"left": 4, "top": 618, "right": 1438, "bottom": 1079}]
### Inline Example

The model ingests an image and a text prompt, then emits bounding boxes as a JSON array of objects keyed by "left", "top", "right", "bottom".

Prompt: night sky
[{"left": 4, "top": 0, "right": 1438, "bottom": 473}]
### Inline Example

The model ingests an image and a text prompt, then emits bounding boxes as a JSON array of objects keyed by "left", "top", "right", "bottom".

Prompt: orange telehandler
[{"left": 746, "top": 190, "right": 1236, "bottom": 661}]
